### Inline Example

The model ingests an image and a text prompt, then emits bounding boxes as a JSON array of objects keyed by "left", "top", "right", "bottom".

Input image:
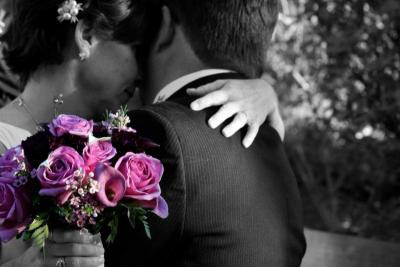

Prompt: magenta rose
[
  {"left": 0, "top": 175, "right": 32, "bottom": 242},
  {"left": 83, "top": 140, "right": 116, "bottom": 169},
  {"left": 0, "top": 146, "right": 25, "bottom": 175},
  {"left": 49, "top": 114, "right": 93, "bottom": 137},
  {"left": 37, "top": 146, "right": 84, "bottom": 204},
  {"left": 94, "top": 163, "right": 126, "bottom": 207},
  {"left": 115, "top": 153, "right": 168, "bottom": 219}
]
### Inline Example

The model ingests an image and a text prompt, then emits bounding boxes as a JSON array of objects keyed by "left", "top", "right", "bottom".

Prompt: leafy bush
[{"left": 268, "top": 0, "right": 400, "bottom": 241}]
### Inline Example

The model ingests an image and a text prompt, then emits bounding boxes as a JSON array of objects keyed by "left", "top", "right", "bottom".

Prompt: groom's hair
[{"left": 165, "top": 0, "right": 279, "bottom": 78}]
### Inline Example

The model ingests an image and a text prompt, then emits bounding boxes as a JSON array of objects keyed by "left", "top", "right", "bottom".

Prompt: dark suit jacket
[{"left": 104, "top": 73, "right": 306, "bottom": 267}]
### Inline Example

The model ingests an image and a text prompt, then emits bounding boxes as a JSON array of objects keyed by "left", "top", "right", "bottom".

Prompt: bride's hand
[
  {"left": 187, "top": 78, "right": 284, "bottom": 148},
  {"left": 4, "top": 230, "right": 105, "bottom": 267},
  {"left": 42, "top": 229, "right": 105, "bottom": 267}
]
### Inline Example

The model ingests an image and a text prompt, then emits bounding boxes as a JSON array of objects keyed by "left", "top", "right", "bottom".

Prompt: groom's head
[
  {"left": 141, "top": 0, "right": 279, "bottom": 102},
  {"left": 165, "top": 0, "right": 278, "bottom": 77}
]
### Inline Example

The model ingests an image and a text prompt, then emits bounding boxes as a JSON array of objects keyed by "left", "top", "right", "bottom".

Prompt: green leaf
[
  {"left": 31, "top": 226, "right": 46, "bottom": 239},
  {"left": 141, "top": 218, "right": 151, "bottom": 240},
  {"left": 106, "top": 215, "right": 119, "bottom": 244},
  {"left": 22, "top": 231, "right": 33, "bottom": 241},
  {"left": 28, "top": 217, "right": 45, "bottom": 231},
  {"left": 33, "top": 235, "right": 45, "bottom": 249},
  {"left": 121, "top": 202, "right": 139, "bottom": 210},
  {"left": 31, "top": 224, "right": 49, "bottom": 250},
  {"left": 123, "top": 204, "right": 152, "bottom": 239},
  {"left": 127, "top": 208, "right": 136, "bottom": 229}
]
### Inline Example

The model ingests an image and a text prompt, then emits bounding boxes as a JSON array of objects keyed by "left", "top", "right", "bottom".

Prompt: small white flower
[
  {"left": 57, "top": 0, "right": 83, "bottom": 23},
  {"left": 77, "top": 188, "right": 85, "bottom": 196},
  {"left": 74, "top": 169, "right": 81, "bottom": 177}
]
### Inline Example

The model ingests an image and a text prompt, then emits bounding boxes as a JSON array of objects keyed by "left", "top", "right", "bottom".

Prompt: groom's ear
[{"left": 153, "top": 6, "right": 176, "bottom": 53}]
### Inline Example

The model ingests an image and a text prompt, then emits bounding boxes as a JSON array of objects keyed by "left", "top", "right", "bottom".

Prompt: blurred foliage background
[
  {"left": 267, "top": 0, "right": 400, "bottom": 242},
  {"left": 1, "top": 0, "right": 399, "bottom": 242}
]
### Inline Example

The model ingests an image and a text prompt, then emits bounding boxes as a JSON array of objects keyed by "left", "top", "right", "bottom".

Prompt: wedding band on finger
[
  {"left": 56, "top": 257, "right": 66, "bottom": 267},
  {"left": 237, "top": 112, "right": 248, "bottom": 123}
]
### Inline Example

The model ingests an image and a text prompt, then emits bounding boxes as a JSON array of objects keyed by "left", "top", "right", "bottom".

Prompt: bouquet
[{"left": 0, "top": 107, "right": 168, "bottom": 248}]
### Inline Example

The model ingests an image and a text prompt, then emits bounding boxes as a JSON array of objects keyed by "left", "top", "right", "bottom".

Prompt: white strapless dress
[{"left": 0, "top": 122, "right": 31, "bottom": 151}]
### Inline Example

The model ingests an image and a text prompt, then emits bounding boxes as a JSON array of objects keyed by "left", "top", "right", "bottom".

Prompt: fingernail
[
  {"left": 208, "top": 119, "right": 217, "bottom": 129},
  {"left": 243, "top": 140, "right": 250, "bottom": 148},
  {"left": 191, "top": 102, "right": 200, "bottom": 111},
  {"left": 223, "top": 129, "right": 230, "bottom": 137}
]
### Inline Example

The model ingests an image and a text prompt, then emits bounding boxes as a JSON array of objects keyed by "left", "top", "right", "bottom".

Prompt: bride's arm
[
  {"left": 0, "top": 143, "right": 7, "bottom": 155},
  {"left": 187, "top": 74, "right": 284, "bottom": 147}
]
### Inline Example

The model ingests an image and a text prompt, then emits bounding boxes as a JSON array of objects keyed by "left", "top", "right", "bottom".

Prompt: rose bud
[{"left": 83, "top": 140, "right": 116, "bottom": 170}]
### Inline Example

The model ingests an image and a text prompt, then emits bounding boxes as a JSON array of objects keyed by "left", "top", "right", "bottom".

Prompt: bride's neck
[
  {"left": 1, "top": 63, "right": 77, "bottom": 133},
  {"left": 22, "top": 63, "right": 76, "bottom": 114}
]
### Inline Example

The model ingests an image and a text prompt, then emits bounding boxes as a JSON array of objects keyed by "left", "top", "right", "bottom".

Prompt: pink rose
[
  {"left": 83, "top": 140, "right": 116, "bottom": 168},
  {"left": 37, "top": 146, "right": 84, "bottom": 204},
  {"left": 0, "top": 175, "right": 32, "bottom": 242},
  {"left": 49, "top": 114, "right": 93, "bottom": 137},
  {"left": 94, "top": 163, "right": 126, "bottom": 207},
  {"left": 115, "top": 153, "right": 168, "bottom": 218},
  {"left": 0, "top": 146, "right": 25, "bottom": 175}
]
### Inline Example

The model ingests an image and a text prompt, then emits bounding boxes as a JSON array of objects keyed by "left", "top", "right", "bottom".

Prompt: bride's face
[{"left": 76, "top": 40, "right": 139, "bottom": 117}]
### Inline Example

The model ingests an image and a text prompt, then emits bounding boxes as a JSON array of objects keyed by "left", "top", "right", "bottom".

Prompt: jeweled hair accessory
[{"left": 57, "top": 0, "right": 83, "bottom": 23}]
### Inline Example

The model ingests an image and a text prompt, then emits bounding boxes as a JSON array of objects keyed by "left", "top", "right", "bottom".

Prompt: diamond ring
[{"left": 56, "top": 257, "right": 66, "bottom": 267}]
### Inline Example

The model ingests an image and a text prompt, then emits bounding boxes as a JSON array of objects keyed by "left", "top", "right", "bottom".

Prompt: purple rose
[
  {"left": 0, "top": 175, "right": 32, "bottom": 242},
  {"left": 0, "top": 146, "right": 24, "bottom": 175},
  {"left": 115, "top": 153, "right": 168, "bottom": 219},
  {"left": 83, "top": 140, "right": 116, "bottom": 169},
  {"left": 49, "top": 114, "right": 93, "bottom": 137},
  {"left": 37, "top": 146, "right": 84, "bottom": 204},
  {"left": 94, "top": 163, "right": 126, "bottom": 207}
]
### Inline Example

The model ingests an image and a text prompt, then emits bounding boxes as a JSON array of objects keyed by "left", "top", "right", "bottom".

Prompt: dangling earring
[{"left": 79, "top": 51, "right": 88, "bottom": 61}]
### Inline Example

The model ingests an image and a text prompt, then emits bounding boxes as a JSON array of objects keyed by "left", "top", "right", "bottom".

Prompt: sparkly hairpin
[{"left": 57, "top": 0, "right": 83, "bottom": 23}]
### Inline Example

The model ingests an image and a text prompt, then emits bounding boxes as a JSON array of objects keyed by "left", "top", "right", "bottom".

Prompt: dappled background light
[{"left": 268, "top": 0, "right": 400, "bottom": 243}]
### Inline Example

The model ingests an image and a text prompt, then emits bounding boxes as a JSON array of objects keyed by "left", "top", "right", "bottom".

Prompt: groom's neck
[
  {"left": 144, "top": 65, "right": 205, "bottom": 104},
  {"left": 142, "top": 42, "right": 209, "bottom": 104}
]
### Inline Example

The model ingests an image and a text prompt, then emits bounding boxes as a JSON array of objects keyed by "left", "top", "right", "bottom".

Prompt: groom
[{"left": 105, "top": 0, "right": 306, "bottom": 266}]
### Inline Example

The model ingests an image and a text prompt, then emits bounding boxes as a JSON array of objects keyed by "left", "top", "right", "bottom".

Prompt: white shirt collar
[{"left": 153, "top": 69, "right": 233, "bottom": 104}]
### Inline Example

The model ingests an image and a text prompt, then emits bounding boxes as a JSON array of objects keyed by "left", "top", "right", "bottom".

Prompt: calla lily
[{"left": 94, "top": 163, "right": 126, "bottom": 207}]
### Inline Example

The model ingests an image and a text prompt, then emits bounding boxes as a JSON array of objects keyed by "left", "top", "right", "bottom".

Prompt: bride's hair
[{"left": 1, "top": 0, "right": 160, "bottom": 83}]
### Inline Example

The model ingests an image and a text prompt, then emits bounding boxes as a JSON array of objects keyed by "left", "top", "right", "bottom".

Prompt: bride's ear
[
  {"left": 153, "top": 6, "right": 176, "bottom": 53},
  {"left": 74, "top": 20, "right": 98, "bottom": 60}
]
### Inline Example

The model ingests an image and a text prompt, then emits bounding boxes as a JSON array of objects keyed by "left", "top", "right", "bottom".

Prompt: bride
[{"left": 0, "top": 0, "right": 283, "bottom": 266}]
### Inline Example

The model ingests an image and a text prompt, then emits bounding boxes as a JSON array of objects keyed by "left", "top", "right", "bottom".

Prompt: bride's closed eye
[{"left": 187, "top": 78, "right": 284, "bottom": 148}]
